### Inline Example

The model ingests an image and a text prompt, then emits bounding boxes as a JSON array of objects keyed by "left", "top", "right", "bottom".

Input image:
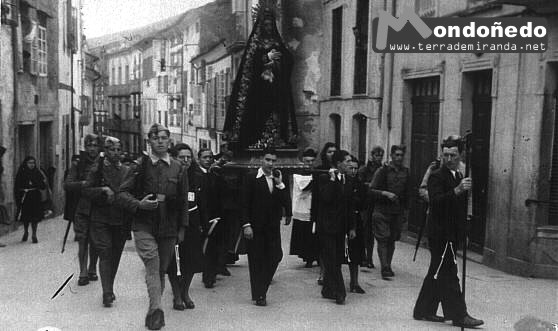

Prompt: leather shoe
[
  {"left": 381, "top": 268, "right": 392, "bottom": 280},
  {"left": 453, "top": 315, "right": 484, "bottom": 328},
  {"left": 204, "top": 281, "right": 215, "bottom": 289},
  {"left": 88, "top": 273, "right": 99, "bottom": 281},
  {"left": 184, "top": 300, "right": 195, "bottom": 309},
  {"left": 304, "top": 261, "right": 313, "bottom": 268},
  {"left": 349, "top": 284, "right": 365, "bottom": 294},
  {"left": 414, "top": 314, "right": 445, "bottom": 323},
  {"left": 77, "top": 276, "right": 89, "bottom": 286},
  {"left": 109, "top": 293, "right": 116, "bottom": 302},
  {"left": 218, "top": 267, "right": 231, "bottom": 276},
  {"left": 335, "top": 296, "right": 345, "bottom": 305},
  {"left": 173, "top": 299, "right": 186, "bottom": 311},
  {"left": 387, "top": 267, "right": 395, "bottom": 277},
  {"left": 255, "top": 297, "right": 267, "bottom": 306},
  {"left": 102, "top": 293, "right": 113, "bottom": 307},
  {"left": 146, "top": 309, "right": 165, "bottom": 330},
  {"left": 32, "top": 236, "right": 38, "bottom": 244},
  {"left": 317, "top": 276, "right": 323, "bottom": 286},
  {"left": 22, "top": 232, "right": 28, "bottom": 242},
  {"left": 366, "top": 262, "right": 375, "bottom": 269}
]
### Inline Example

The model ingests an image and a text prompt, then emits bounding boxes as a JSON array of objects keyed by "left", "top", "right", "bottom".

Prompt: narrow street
[{"left": 0, "top": 217, "right": 555, "bottom": 330}]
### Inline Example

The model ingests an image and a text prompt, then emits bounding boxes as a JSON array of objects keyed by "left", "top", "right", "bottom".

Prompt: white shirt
[
  {"left": 199, "top": 166, "right": 208, "bottom": 174},
  {"left": 256, "top": 167, "right": 286, "bottom": 192},
  {"left": 243, "top": 168, "right": 287, "bottom": 228}
]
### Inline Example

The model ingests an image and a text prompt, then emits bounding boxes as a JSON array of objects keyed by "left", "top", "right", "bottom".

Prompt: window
[
  {"left": 329, "top": 114, "right": 341, "bottom": 147},
  {"left": 195, "top": 22, "right": 200, "bottom": 33},
  {"left": 125, "top": 65, "right": 129, "bottom": 84},
  {"left": 118, "top": 67, "right": 122, "bottom": 85},
  {"left": 111, "top": 68, "right": 115, "bottom": 85},
  {"left": 330, "top": 7, "right": 343, "bottom": 96},
  {"left": 353, "top": 0, "right": 369, "bottom": 95},
  {"left": 133, "top": 57, "right": 138, "bottom": 79},
  {"left": 199, "top": 138, "right": 211, "bottom": 150},
  {"left": 37, "top": 25, "right": 47, "bottom": 75},
  {"left": 218, "top": 71, "right": 226, "bottom": 117},
  {"left": 207, "top": 65, "right": 213, "bottom": 82},
  {"left": 158, "top": 76, "right": 163, "bottom": 93},
  {"left": 164, "top": 76, "right": 169, "bottom": 93}
]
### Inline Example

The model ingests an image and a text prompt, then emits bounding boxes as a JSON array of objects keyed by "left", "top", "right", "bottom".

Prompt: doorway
[
  {"left": 408, "top": 77, "right": 440, "bottom": 233},
  {"left": 469, "top": 70, "right": 492, "bottom": 251}
]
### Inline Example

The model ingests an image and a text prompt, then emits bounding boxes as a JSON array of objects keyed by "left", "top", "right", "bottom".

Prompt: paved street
[{"left": 0, "top": 216, "right": 556, "bottom": 331}]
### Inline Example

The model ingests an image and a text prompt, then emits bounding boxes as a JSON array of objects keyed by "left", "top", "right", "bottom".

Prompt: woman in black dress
[
  {"left": 14, "top": 156, "right": 46, "bottom": 243},
  {"left": 168, "top": 144, "right": 204, "bottom": 310}
]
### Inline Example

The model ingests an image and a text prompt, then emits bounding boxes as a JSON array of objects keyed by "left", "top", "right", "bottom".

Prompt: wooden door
[
  {"left": 409, "top": 77, "right": 440, "bottom": 233},
  {"left": 470, "top": 70, "right": 492, "bottom": 251}
]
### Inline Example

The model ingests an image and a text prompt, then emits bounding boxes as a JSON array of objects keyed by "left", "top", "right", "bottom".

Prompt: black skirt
[
  {"left": 169, "top": 209, "right": 204, "bottom": 275},
  {"left": 289, "top": 219, "right": 320, "bottom": 262}
]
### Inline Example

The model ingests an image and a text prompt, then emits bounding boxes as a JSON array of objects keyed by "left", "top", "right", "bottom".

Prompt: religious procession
[{"left": 0, "top": 0, "right": 557, "bottom": 330}]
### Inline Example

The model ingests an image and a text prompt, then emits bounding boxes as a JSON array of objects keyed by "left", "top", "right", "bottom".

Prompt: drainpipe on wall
[
  {"left": 70, "top": 52, "right": 75, "bottom": 157},
  {"left": 385, "top": 0, "right": 396, "bottom": 153}
]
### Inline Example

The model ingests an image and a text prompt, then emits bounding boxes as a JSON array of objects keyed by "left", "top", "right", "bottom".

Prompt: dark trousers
[
  {"left": 246, "top": 228, "right": 283, "bottom": 300},
  {"left": 224, "top": 209, "right": 241, "bottom": 256},
  {"left": 90, "top": 222, "right": 126, "bottom": 295},
  {"left": 319, "top": 232, "right": 346, "bottom": 301},
  {"left": 363, "top": 211, "right": 375, "bottom": 265},
  {"left": 413, "top": 239, "right": 467, "bottom": 321},
  {"left": 203, "top": 221, "right": 225, "bottom": 284}
]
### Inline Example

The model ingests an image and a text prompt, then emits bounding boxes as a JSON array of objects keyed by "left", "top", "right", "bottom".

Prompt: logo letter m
[{"left": 375, "top": 9, "right": 432, "bottom": 50}]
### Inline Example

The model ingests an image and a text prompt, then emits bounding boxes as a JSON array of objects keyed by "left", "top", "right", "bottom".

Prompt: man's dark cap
[{"left": 147, "top": 123, "right": 170, "bottom": 138}]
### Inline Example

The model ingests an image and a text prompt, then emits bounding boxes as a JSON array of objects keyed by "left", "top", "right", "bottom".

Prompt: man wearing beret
[{"left": 118, "top": 124, "right": 188, "bottom": 330}]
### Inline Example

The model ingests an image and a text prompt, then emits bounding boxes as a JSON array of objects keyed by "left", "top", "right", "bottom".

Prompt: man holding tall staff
[{"left": 413, "top": 135, "right": 483, "bottom": 328}]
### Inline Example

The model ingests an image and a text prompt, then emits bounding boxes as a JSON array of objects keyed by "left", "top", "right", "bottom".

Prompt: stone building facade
[{"left": 380, "top": 0, "right": 558, "bottom": 278}]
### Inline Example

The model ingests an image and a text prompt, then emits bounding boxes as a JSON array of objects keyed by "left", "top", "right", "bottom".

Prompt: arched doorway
[
  {"left": 352, "top": 113, "right": 367, "bottom": 163},
  {"left": 329, "top": 114, "right": 341, "bottom": 147}
]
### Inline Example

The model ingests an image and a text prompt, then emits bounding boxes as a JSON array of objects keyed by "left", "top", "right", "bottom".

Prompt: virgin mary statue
[{"left": 223, "top": 5, "right": 298, "bottom": 150}]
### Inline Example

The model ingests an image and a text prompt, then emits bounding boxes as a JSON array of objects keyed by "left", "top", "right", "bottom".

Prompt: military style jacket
[
  {"left": 82, "top": 157, "right": 129, "bottom": 226},
  {"left": 63, "top": 152, "right": 98, "bottom": 217},
  {"left": 118, "top": 154, "right": 188, "bottom": 238},
  {"left": 370, "top": 162, "right": 411, "bottom": 215}
]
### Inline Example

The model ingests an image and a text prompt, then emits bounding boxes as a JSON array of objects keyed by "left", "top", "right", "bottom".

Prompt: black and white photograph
[{"left": 0, "top": 0, "right": 557, "bottom": 330}]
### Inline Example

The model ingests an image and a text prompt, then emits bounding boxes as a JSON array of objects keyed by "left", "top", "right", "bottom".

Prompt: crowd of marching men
[{"left": 11, "top": 122, "right": 483, "bottom": 329}]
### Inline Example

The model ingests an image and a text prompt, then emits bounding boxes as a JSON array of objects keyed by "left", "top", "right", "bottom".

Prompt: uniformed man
[
  {"left": 118, "top": 124, "right": 188, "bottom": 330},
  {"left": 64, "top": 134, "right": 101, "bottom": 286},
  {"left": 84, "top": 137, "right": 129, "bottom": 307},
  {"left": 357, "top": 146, "right": 384, "bottom": 269},
  {"left": 370, "top": 145, "right": 411, "bottom": 280}
]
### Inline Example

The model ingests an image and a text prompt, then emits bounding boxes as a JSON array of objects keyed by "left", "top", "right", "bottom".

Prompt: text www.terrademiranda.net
[{"left": 388, "top": 42, "right": 547, "bottom": 52}]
